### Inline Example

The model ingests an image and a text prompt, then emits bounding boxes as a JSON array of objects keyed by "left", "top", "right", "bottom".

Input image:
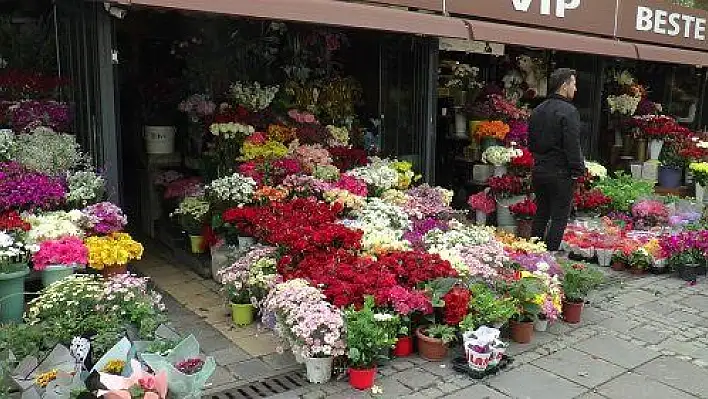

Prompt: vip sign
[{"left": 510, "top": 0, "right": 581, "bottom": 18}]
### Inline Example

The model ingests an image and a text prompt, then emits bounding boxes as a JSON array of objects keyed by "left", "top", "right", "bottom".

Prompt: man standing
[{"left": 528, "top": 68, "right": 586, "bottom": 252}]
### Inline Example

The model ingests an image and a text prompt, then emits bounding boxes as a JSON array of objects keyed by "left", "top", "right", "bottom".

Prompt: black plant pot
[{"left": 678, "top": 264, "right": 699, "bottom": 282}]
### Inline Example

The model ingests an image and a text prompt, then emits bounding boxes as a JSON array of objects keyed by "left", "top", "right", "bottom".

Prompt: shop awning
[
  {"left": 464, "top": 20, "right": 638, "bottom": 60},
  {"left": 112, "top": 0, "right": 468, "bottom": 38},
  {"left": 634, "top": 44, "right": 708, "bottom": 67}
]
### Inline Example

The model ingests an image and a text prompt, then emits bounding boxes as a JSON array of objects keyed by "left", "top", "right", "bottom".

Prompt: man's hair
[{"left": 548, "top": 68, "right": 577, "bottom": 94}]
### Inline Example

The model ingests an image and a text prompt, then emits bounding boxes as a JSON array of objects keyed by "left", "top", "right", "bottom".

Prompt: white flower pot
[
  {"left": 697, "top": 183, "right": 705, "bottom": 203},
  {"left": 294, "top": 350, "right": 305, "bottom": 364},
  {"left": 596, "top": 249, "right": 614, "bottom": 267},
  {"left": 475, "top": 210, "right": 487, "bottom": 226},
  {"left": 144, "top": 126, "right": 175, "bottom": 154},
  {"left": 305, "top": 357, "right": 333, "bottom": 384},
  {"left": 493, "top": 165, "right": 507, "bottom": 177},
  {"left": 534, "top": 318, "right": 549, "bottom": 332},
  {"left": 455, "top": 113, "right": 468, "bottom": 138},
  {"left": 238, "top": 236, "right": 255, "bottom": 250},
  {"left": 649, "top": 140, "right": 663, "bottom": 160},
  {"left": 496, "top": 195, "right": 524, "bottom": 228},
  {"left": 489, "top": 340, "right": 508, "bottom": 367},
  {"left": 466, "top": 348, "right": 492, "bottom": 371}
]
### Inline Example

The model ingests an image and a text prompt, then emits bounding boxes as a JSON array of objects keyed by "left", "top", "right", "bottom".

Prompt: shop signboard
[
  {"left": 359, "top": 0, "right": 443, "bottom": 11},
  {"left": 616, "top": 0, "right": 708, "bottom": 51},
  {"left": 444, "top": 0, "right": 617, "bottom": 37}
]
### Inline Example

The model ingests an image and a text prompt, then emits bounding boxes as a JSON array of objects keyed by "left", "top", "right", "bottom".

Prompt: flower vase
[
  {"left": 658, "top": 166, "right": 682, "bottom": 189},
  {"left": 189, "top": 235, "right": 205, "bottom": 254},
  {"left": 393, "top": 336, "right": 414, "bottom": 357},
  {"left": 454, "top": 113, "right": 468, "bottom": 138},
  {"left": 238, "top": 236, "right": 255, "bottom": 250},
  {"left": 231, "top": 303, "right": 255, "bottom": 326},
  {"left": 516, "top": 218, "right": 533, "bottom": 239},
  {"left": 305, "top": 357, "right": 333, "bottom": 384},
  {"left": 0, "top": 266, "right": 29, "bottom": 323},
  {"left": 596, "top": 249, "right": 613, "bottom": 267},
  {"left": 102, "top": 264, "right": 128, "bottom": 278},
  {"left": 41, "top": 264, "right": 75, "bottom": 287},
  {"left": 349, "top": 367, "right": 377, "bottom": 390},
  {"left": 562, "top": 300, "right": 584, "bottom": 324},
  {"left": 416, "top": 328, "right": 448, "bottom": 361},
  {"left": 649, "top": 139, "right": 663, "bottom": 160},
  {"left": 493, "top": 165, "right": 507, "bottom": 177},
  {"left": 510, "top": 320, "right": 534, "bottom": 344},
  {"left": 475, "top": 210, "right": 487, "bottom": 226},
  {"left": 496, "top": 196, "right": 524, "bottom": 230},
  {"left": 696, "top": 183, "right": 706, "bottom": 203},
  {"left": 636, "top": 139, "right": 647, "bottom": 163}
]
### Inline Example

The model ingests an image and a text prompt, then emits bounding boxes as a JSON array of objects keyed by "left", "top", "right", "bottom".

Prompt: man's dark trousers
[{"left": 531, "top": 172, "right": 574, "bottom": 251}]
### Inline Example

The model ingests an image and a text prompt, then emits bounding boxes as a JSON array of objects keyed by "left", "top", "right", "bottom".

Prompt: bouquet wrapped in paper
[
  {"left": 141, "top": 335, "right": 215, "bottom": 399},
  {"left": 98, "top": 359, "right": 167, "bottom": 399},
  {"left": 11, "top": 344, "right": 77, "bottom": 398}
]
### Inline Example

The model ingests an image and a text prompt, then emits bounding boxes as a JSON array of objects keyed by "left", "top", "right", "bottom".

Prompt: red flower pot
[
  {"left": 610, "top": 262, "right": 626, "bottom": 272},
  {"left": 509, "top": 320, "right": 534, "bottom": 344},
  {"left": 393, "top": 336, "right": 413, "bottom": 357},
  {"left": 102, "top": 264, "right": 128, "bottom": 278},
  {"left": 562, "top": 300, "right": 584, "bottom": 324},
  {"left": 348, "top": 367, "right": 377, "bottom": 390},
  {"left": 630, "top": 267, "right": 645, "bottom": 275}
]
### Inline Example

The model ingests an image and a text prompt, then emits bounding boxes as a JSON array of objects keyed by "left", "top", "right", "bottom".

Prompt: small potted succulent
[{"left": 560, "top": 263, "right": 604, "bottom": 324}]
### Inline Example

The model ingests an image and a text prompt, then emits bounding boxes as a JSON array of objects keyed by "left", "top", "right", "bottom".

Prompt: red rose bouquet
[
  {"left": 486, "top": 174, "right": 525, "bottom": 198},
  {"left": 467, "top": 192, "right": 496, "bottom": 214}
]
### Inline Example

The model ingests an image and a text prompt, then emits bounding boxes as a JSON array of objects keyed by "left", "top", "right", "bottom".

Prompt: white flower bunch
[
  {"left": 25, "top": 211, "right": 84, "bottom": 243},
  {"left": 423, "top": 221, "right": 493, "bottom": 251},
  {"left": 206, "top": 173, "right": 257, "bottom": 205},
  {"left": 353, "top": 223, "right": 411, "bottom": 255},
  {"left": 13, "top": 128, "right": 82, "bottom": 175},
  {"left": 482, "top": 146, "right": 522, "bottom": 166},
  {"left": 171, "top": 196, "right": 210, "bottom": 221},
  {"left": 230, "top": 81, "right": 280, "bottom": 112},
  {"left": 353, "top": 198, "right": 411, "bottom": 232},
  {"left": 66, "top": 170, "right": 106, "bottom": 206},
  {"left": 346, "top": 157, "right": 399, "bottom": 191},
  {"left": 607, "top": 94, "right": 641, "bottom": 116},
  {"left": 326, "top": 125, "right": 349, "bottom": 147},
  {"left": 584, "top": 161, "right": 607, "bottom": 179},
  {"left": 0, "top": 231, "right": 36, "bottom": 265},
  {"left": 446, "top": 63, "right": 483, "bottom": 90},
  {"left": 0, "top": 129, "right": 14, "bottom": 162},
  {"left": 209, "top": 122, "right": 255, "bottom": 140},
  {"left": 25, "top": 274, "right": 105, "bottom": 325}
]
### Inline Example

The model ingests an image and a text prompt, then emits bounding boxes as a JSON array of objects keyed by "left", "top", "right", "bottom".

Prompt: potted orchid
[{"left": 32, "top": 236, "right": 88, "bottom": 287}]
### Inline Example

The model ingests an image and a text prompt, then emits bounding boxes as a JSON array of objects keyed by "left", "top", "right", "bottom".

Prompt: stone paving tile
[
  {"left": 611, "top": 291, "right": 659, "bottom": 308},
  {"left": 206, "top": 366, "right": 239, "bottom": 389},
  {"left": 574, "top": 335, "right": 659, "bottom": 369},
  {"left": 488, "top": 364, "right": 586, "bottom": 399},
  {"left": 533, "top": 348, "right": 626, "bottom": 389},
  {"left": 597, "top": 316, "right": 640, "bottom": 333},
  {"left": 574, "top": 392, "right": 608, "bottom": 399},
  {"left": 668, "top": 310, "right": 705, "bottom": 325},
  {"left": 682, "top": 294, "right": 708, "bottom": 311},
  {"left": 445, "top": 384, "right": 510, "bottom": 398},
  {"left": 198, "top": 333, "right": 234, "bottom": 353},
  {"left": 657, "top": 338, "right": 705, "bottom": 359},
  {"left": 235, "top": 333, "right": 282, "bottom": 357},
  {"left": 374, "top": 375, "right": 413, "bottom": 396},
  {"left": 260, "top": 351, "right": 300, "bottom": 370},
  {"left": 210, "top": 346, "right": 252, "bottom": 366},
  {"left": 635, "top": 356, "right": 708, "bottom": 397},
  {"left": 627, "top": 326, "right": 670, "bottom": 345},
  {"left": 225, "top": 358, "right": 276, "bottom": 382},
  {"left": 394, "top": 368, "right": 439, "bottom": 391},
  {"left": 595, "top": 372, "right": 696, "bottom": 399}
]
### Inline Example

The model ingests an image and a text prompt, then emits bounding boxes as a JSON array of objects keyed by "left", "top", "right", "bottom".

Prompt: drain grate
[{"left": 210, "top": 370, "right": 308, "bottom": 399}]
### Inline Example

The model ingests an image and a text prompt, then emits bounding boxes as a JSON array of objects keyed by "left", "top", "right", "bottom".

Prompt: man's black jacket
[{"left": 528, "top": 94, "right": 586, "bottom": 179}]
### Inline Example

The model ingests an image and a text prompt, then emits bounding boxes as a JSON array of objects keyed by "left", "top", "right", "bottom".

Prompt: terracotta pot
[
  {"left": 416, "top": 327, "right": 448, "bottom": 361},
  {"left": 102, "top": 264, "right": 128, "bottom": 278},
  {"left": 516, "top": 218, "right": 533, "bottom": 239},
  {"left": 509, "top": 320, "right": 534, "bottom": 344},
  {"left": 610, "top": 262, "right": 626, "bottom": 272},
  {"left": 393, "top": 336, "right": 413, "bottom": 357},
  {"left": 562, "top": 300, "right": 584, "bottom": 324},
  {"left": 629, "top": 267, "right": 645, "bottom": 275},
  {"left": 348, "top": 367, "right": 376, "bottom": 390}
]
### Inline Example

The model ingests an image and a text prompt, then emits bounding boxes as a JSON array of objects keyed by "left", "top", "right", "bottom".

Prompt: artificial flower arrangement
[
  {"left": 84, "top": 232, "right": 144, "bottom": 271},
  {"left": 481, "top": 146, "right": 522, "bottom": 166},
  {"left": 509, "top": 197, "right": 537, "bottom": 220},
  {"left": 31, "top": 236, "right": 88, "bottom": 271},
  {"left": 170, "top": 196, "right": 210, "bottom": 234},
  {"left": 467, "top": 191, "right": 496, "bottom": 215},
  {"left": 230, "top": 81, "right": 280, "bottom": 112},
  {"left": 474, "top": 120, "right": 510, "bottom": 141}
]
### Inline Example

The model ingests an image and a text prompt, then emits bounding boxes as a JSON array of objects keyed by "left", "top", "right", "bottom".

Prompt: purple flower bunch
[
  {"left": 403, "top": 217, "right": 449, "bottom": 249},
  {"left": 505, "top": 120, "right": 529, "bottom": 146},
  {"left": 659, "top": 231, "right": 708, "bottom": 259},
  {"left": 0, "top": 162, "right": 65, "bottom": 211},
  {"left": 9, "top": 100, "right": 71, "bottom": 132},
  {"left": 511, "top": 252, "right": 562, "bottom": 277},
  {"left": 403, "top": 184, "right": 455, "bottom": 219},
  {"left": 82, "top": 202, "right": 128, "bottom": 235}
]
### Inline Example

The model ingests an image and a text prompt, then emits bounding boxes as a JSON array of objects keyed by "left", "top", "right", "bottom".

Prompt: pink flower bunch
[
  {"left": 631, "top": 199, "right": 669, "bottom": 228},
  {"left": 288, "top": 109, "right": 318, "bottom": 124},
  {"left": 290, "top": 143, "right": 333, "bottom": 173},
  {"left": 153, "top": 170, "right": 184, "bottom": 187},
  {"left": 383, "top": 285, "right": 433, "bottom": 315},
  {"left": 82, "top": 202, "right": 128, "bottom": 235},
  {"left": 458, "top": 241, "right": 508, "bottom": 279},
  {"left": 542, "top": 297, "right": 560, "bottom": 322},
  {"left": 163, "top": 177, "right": 204, "bottom": 199},
  {"left": 467, "top": 192, "right": 496, "bottom": 214},
  {"left": 99, "top": 273, "right": 166, "bottom": 313},
  {"left": 175, "top": 358, "right": 205, "bottom": 375},
  {"left": 280, "top": 175, "right": 333, "bottom": 197},
  {"left": 404, "top": 184, "right": 455, "bottom": 219},
  {"left": 32, "top": 236, "right": 88, "bottom": 271},
  {"left": 286, "top": 300, "right": 346, "bottom": 358},
  {"left": 334, "top": 175, "right": 368, "bottom": 197},
  {"left": 505, "top": 120, "right": 529, "bottom": 146}
]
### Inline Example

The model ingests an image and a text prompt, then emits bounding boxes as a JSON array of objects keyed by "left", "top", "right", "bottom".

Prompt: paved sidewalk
[{"left": 135, "top": 250, "right": 708, "bottom": 399}]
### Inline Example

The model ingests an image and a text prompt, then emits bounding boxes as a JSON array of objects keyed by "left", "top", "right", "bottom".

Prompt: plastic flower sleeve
[
  {"left": 90, "top": 337, "right": 131, "bottom": 376},
  {"left": 12, "top": 344, "right": 76, "bottom": 394},
  {"left": 131, "top": 324, "right": 181, "bottom": 361},
  {"left": 141, "top": 335, "right": 216, "bottom": 399}
]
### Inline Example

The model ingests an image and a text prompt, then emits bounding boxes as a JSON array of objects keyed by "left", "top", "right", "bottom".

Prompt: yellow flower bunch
[
  {"left": 35, "top": 369, "right": 58, "bottom": 387},
  {"left": 643, "top": 239, "right": 662, "bottom": 259},
  {"left": 380, "top": 189, "right": 409, "bottom": 206},
  {"left": 239, "top": 140, "right": 288, "bottom": 161},
  {"left": 323, "top": 189, "right": 367, "bottom": 211},
  {"left": 326, "top": 125, "right": 350, "bottom": 146},
  {"left": 102, "top": 359, "right": 126, "bottom": 375},
  {"left": 689, "top": 162, "right": 708, "bottom": 186},
  {"left": 85, "top": 233, "right": 144, "bottom": 270},
  {"left": 496, "top": 231, "right": 547, "bottom": 253},
  {"left": 391, "top": 161, "right": 421, "bottom": 190}
]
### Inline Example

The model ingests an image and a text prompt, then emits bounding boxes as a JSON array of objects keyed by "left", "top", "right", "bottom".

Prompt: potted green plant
[
  {"left": 171, "top": 196, "right": 210, "bottom": 254},
  {"left": 658, "top": 141, "right": 686, "bottom": 189},
  {"left": 415, "top": 324, "right": 457, "bottom": 361},
  {"left": 560, "top": 263, "right": 604, "bottom": 324},
  {"left": 501, "top": 276, "right": 545, "bottom": 344},
  {"left": 344, "top": 296, "right": 398, "bottom": 390},
  {"left": 628, "top": 248, "right": 651, "bottom": 275},
  {"left": 459, "top": 283, "right": 517, "bottom": 332},
  {"left": 0, "top": 230, "right": 32, "bottom": 323},
  {"left": 610, "top": 251, "right": 628, "bottom": 271}
]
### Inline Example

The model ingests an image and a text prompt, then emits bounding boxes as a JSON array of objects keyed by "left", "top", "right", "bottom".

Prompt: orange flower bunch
[
  {"left": 475, "top": 120, "right": 510, "bottom": 140},
  {"left": 267, "top": 124, "right": 297, "bottom": 143},
  {"left": 253, "top": 185, "right": 289, "bottom": 203}
]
